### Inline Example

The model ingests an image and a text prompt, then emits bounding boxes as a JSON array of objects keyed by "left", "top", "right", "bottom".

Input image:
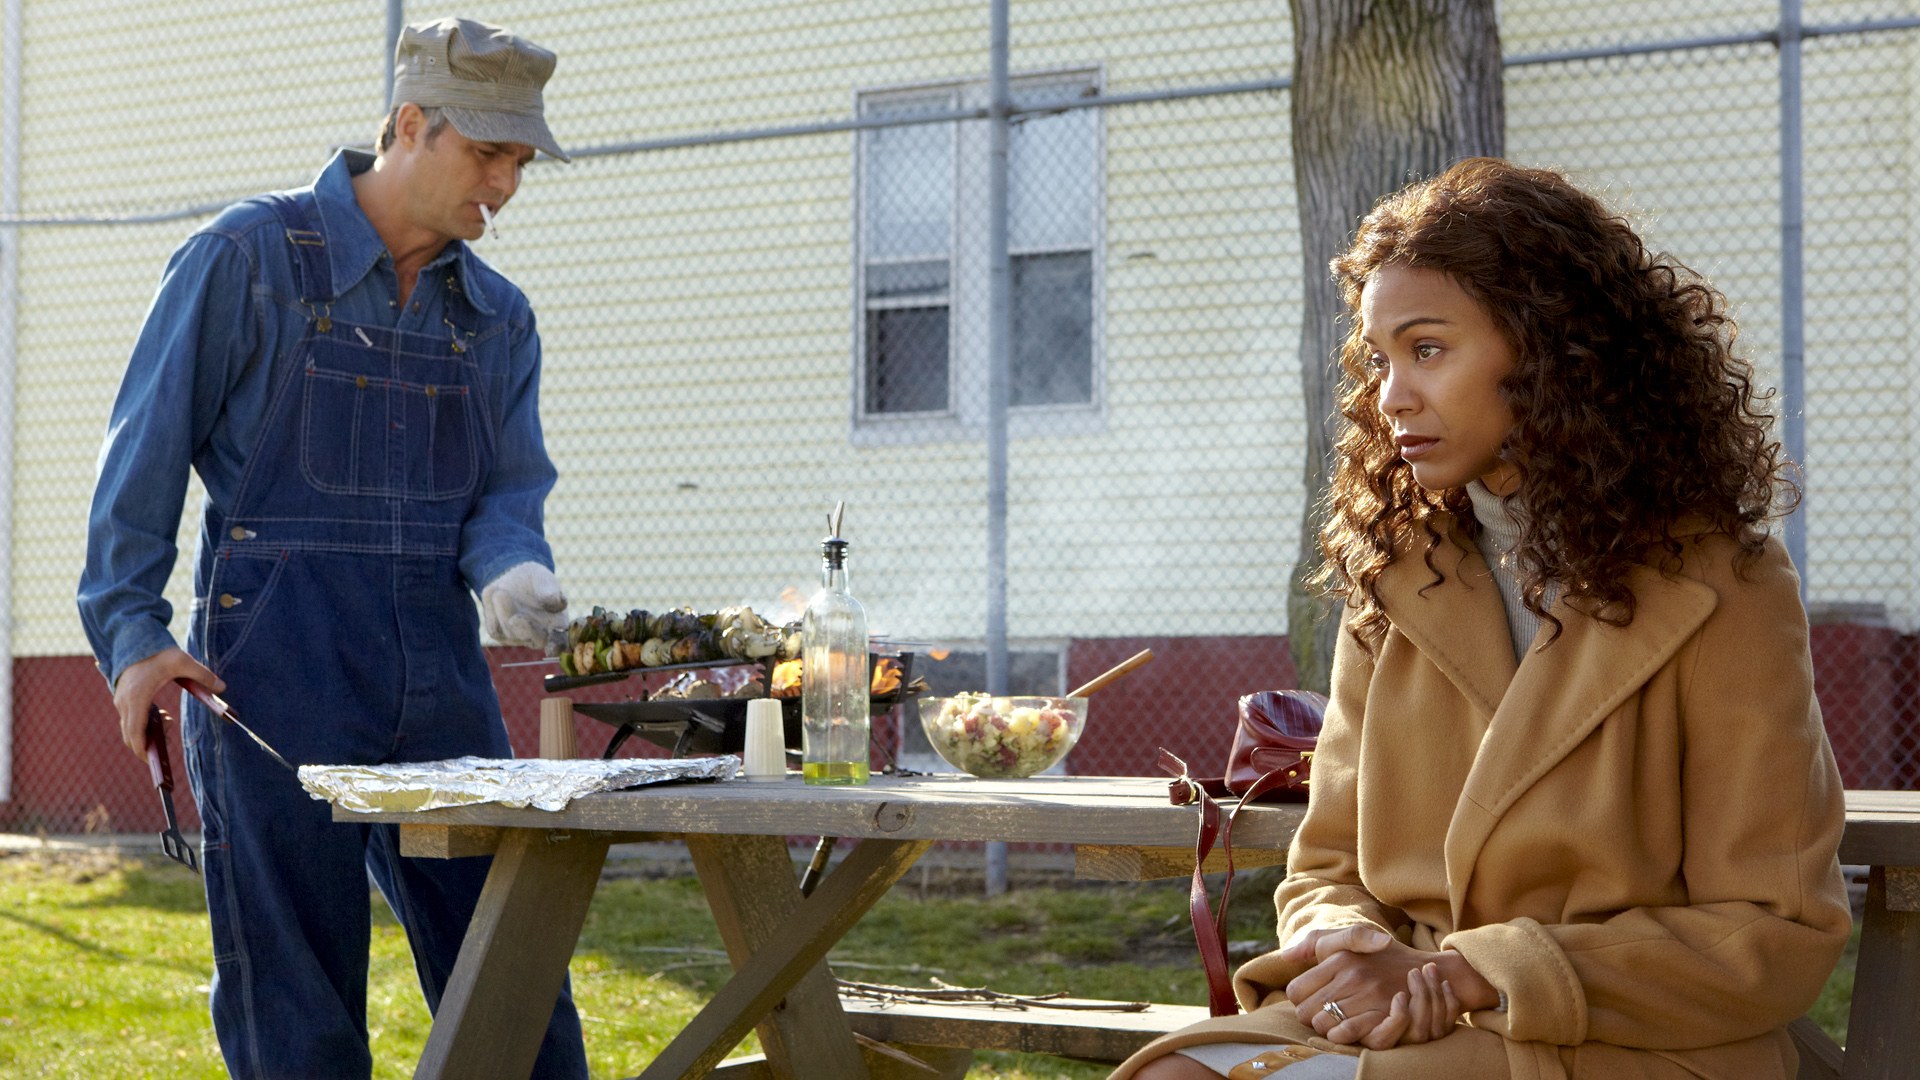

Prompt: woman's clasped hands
[{"left": 1282, "top": 924, "right": 1499, "bottom": 1051}]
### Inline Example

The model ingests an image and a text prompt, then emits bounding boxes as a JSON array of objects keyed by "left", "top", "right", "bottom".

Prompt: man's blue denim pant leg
[{"left": 186, "top": 699, "right": 587, "bottom": 1080}]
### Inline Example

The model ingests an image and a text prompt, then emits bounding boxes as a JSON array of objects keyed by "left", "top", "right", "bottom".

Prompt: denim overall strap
[
  {"left": 176, "top": 190, "right": 585, "bottom": 1080},
  {"left": 253, "top": 192, "right": 336, "bottom": 305}
]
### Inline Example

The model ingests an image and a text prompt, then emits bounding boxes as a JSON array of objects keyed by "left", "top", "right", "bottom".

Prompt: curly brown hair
[{"left": 1315, "top": 157, "right": 1793, "bottom": 649}]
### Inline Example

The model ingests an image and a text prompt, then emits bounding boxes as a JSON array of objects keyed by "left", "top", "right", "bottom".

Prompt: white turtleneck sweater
[{"left": 1465, "top": 480, "right": 1559, "bottom": 662}]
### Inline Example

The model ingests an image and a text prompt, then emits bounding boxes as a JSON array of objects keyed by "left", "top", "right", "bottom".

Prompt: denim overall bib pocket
[{"left": 178, "top": 191, "right": 583, "bottom": 1080}]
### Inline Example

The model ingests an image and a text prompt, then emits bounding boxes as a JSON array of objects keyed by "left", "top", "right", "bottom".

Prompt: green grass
[
  {"left": 0, "top": 850, "right": 227, "bottom": 1078},
  {"left": 0, "top": 851, "right": 1860, "bottom": 1079},
  {"left": 571, "top": 867, "right": 1218, "bottom": 1079}
]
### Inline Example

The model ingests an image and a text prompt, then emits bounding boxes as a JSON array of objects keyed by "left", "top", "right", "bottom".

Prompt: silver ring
[{"left": 1322, "top": 1000, "right": 1348, "bottom": 1024}]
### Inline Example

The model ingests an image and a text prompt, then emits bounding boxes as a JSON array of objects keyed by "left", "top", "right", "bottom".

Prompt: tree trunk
[{"left": 1287, "top": 0, "right": 1505, "bottom": 693}]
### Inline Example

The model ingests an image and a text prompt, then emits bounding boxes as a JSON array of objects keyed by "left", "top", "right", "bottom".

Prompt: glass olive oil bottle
[{"left": 801, "top": 504, "right": 869, "bottom": 784}]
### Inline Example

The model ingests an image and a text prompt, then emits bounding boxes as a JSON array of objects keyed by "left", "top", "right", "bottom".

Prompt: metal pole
[
  {"left": 383, "top": 0, "right": 405, "bottom": 110},
  {"left": 983, "top": 0, "right": 1011, "bottom": 899},
  {"left": 1778, "top": 0, "right": 1808, "bottom": 599},
  {"left": 0, "top": 0, "right": 21, "bottom": 803}
]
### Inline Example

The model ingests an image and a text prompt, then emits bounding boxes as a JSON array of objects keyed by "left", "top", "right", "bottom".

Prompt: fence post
[
  {"left": 1778, "top": 0, "right": 1808, "bottom": 600},
  {"left": 384, "top": 0, "right": 405, "bottom": 110},
  {"left": 984, "top": 0, "right": 1012, "bottom": 899},
  {"left": 0, "top": 0, "right": 23, "bottom": 804}
]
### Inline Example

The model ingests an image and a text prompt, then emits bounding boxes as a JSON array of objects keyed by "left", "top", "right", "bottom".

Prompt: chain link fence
[{"left": 2, "top": 0, "right": 1916, "bottom": 835}]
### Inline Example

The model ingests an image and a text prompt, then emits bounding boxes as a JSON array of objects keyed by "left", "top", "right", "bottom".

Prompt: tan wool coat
[{"left": 1112, "top": 526, "right": 1850, "bottom": 1080}]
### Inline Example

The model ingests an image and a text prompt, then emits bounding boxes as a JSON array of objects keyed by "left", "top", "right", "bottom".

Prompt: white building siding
[
  {"left": 433, "top": 0, "right": 1304, "bottom": 644},
  {"left": 1798, "top": 31, "right": 1915, "bottom": 626},
  {"left": 8, "top": 0, "right": 1918, "bottom": 663},
  {"left": 10, "top": 0, "right": 383, "bottom": 658}
]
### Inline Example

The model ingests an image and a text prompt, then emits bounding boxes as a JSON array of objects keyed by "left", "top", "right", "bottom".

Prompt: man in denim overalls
[{"left": 77, "top": 18, "right": 588, "bottom": 1079}]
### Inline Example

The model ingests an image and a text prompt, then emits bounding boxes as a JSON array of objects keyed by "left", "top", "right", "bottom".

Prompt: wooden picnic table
[{"left": 336, "top": 778, "right": 1920, "bottom": 1080}]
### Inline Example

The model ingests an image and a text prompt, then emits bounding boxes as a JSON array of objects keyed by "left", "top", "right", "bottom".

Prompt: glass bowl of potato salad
[{"left": 919, "top": 695, "right": 1087, "bottom": 778}]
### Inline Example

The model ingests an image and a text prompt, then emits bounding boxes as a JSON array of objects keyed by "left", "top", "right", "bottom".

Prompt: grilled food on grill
[{"left": 555, "top": 605, "right": 798, "bottom": 676}]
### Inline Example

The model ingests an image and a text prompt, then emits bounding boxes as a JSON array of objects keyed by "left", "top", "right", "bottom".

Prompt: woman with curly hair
[{"left": 1111, "top": 157, "right": 1850, "bottom": 1080}]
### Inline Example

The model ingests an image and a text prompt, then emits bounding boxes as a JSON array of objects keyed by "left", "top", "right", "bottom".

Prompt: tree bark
[{"left": 1287, "top": 0, "right": 1505, "bottom": 693}]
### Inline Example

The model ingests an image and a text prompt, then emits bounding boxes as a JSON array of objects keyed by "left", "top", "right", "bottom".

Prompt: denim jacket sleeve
[
  {"left": 457, "top": 294, "right": 557, "bottom": 594},
  {"left": 77, "top": 231, "right": 258, "bottom": 687}
]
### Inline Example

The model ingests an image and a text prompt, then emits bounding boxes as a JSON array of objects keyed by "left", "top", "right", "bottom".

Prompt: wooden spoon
[{"left": 1066, "top": 648, "right": 1154, "bottom": 698}]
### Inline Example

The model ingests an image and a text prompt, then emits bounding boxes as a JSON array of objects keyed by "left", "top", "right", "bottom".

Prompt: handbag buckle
[{"left": 1157, "top": 747, "right": 1203, "bottom": 806}]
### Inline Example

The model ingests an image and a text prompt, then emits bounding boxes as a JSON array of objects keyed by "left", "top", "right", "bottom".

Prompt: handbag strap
[
  {"left": 1159, "top": 747, "right": 1308, "bottom": 1018},
  {"left": 1235, "top": 757, "right": 1306, "bottom": 808},
  {"left": 1158, "top": 748, "right": 1236, "bottom": 1016}
]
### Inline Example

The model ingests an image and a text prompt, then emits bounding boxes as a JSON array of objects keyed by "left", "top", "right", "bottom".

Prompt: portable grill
[{"left": 543, "top": 652, "right": 922, "bottom": 759}]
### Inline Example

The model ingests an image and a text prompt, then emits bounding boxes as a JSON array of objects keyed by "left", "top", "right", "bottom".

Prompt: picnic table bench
[{"left": 343, "top": 778, "right": 1920, "bottom": 1080}]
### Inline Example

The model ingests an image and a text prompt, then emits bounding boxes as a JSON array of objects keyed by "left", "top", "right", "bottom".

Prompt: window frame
[
  {"left": 854, "top": 86, "right": 961, "bottom": 421},
  {"left": 851, "top": 67, "right": 1107, "bottom": 446}
]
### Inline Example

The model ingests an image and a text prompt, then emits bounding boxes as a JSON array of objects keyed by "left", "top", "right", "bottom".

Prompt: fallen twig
[
  {"left": 622, "top": 946, "right": 945, "bottom": 976},
  {"left": 828, "top": 959, "right": 947, "bottom": 974},
  {"left": 837, "top": 977, "right": 1149, "bottom": 1012},
  {"left": 852, "top": 1032, "right": 942, "bottom": 1075},
  {"left": 648, "top": 960, "right": 732, "bottom": 974}
]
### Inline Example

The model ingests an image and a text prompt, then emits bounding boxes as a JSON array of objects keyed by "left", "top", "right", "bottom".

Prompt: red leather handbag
[
  {"left": 1226, "top": 690, "right": 1324, "bottom": 802},
  {"left": 1159, "top": 689, "right": 1327, "bottom": 1016}
]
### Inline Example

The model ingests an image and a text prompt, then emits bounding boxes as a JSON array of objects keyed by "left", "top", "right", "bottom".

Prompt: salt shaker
[{"left": 743, "top": 698, "right": 787, "bottom": 780}]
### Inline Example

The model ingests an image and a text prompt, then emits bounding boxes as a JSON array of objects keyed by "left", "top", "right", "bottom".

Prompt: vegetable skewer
[{"left": 552, "top": 605, "right": 799, "bottom": 677}]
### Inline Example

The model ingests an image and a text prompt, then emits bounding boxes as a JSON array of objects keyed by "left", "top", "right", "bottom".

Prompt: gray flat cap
[{"left": 391, "top": 17, "right": 569, "bottom": 163}]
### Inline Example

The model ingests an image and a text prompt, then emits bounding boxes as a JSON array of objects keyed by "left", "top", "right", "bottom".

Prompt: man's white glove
[{"left": 481, "top": 562, "right": 568, "bottom": 650}]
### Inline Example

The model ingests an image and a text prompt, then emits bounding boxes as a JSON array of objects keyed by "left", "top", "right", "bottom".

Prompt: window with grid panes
[{"left": 854, "top": 72, "right": 1103, "bottom": 443}]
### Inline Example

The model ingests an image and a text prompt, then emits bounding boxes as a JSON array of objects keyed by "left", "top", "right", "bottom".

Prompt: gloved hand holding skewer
[{"left": 481, "top": 561, "right": 568, "bottom": 650}]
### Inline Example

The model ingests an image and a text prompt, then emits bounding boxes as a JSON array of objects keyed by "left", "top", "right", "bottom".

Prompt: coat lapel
[
  {"left": 1375, "top": 528, "right": 1518, "bottom": 721},
  {"left": 1437, "top": 560, "right": 1718, "bottom": 923}
]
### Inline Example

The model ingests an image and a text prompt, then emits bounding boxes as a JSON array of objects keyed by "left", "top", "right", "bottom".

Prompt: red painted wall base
[{"left": 5, "top": 625, "right": 1912, "bottom": 834}]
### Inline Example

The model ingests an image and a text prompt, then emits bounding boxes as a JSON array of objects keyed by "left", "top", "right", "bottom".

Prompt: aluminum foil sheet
[{"left": 300, "top": 755, "right": 740, "bottom": 814}]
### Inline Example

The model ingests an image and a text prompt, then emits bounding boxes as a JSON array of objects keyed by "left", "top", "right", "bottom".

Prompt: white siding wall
[
  {"left": 491, "top": 0, "right": 1301, "bottom": 644},
  {"left": 1798, "top": 30, "right": 1915, "bottom": 627},
  {"left": 1909, "top": 30, "right": 1920, "bottom": 628},
  {"left": 8, "top": 0, "right": 1918, "bottom": 662},
  {"left": 13, "top": 1, "right": 384, "bottom": 658},
  {"left": 1505, "top": 1, "right": 1920, "bottom": 629}
]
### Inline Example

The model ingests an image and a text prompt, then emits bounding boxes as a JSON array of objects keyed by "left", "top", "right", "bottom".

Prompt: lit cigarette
[{"left": 479, "top": 204, "right": 499, "bottom": 239}]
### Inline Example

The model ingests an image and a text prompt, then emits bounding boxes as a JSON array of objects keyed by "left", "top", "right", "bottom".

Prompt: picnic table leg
[
  {"left": 687, "top": 833, "right": 871, "bottom": 1080},
  {"left": 1842, "top": 866, "right": 1920, "bottom": 1080},
  {"left": 638, "top": 836, "right": 934, "bottom": 1080},
  {"left": 413, "top": 827, "right": 612, "bottom": 1080}
]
